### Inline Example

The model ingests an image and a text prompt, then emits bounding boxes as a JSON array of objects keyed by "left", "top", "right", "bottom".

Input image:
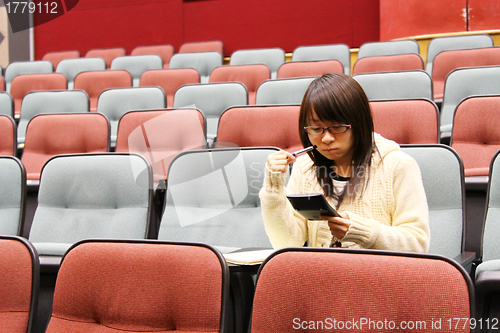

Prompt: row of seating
[{"left": 0, "top": 236, "right": 477, "bottom": 333}]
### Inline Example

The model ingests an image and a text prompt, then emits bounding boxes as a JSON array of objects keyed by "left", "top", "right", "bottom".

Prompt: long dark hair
[{"left": 298, "top": 73, "right": 375, "bottom": 206}]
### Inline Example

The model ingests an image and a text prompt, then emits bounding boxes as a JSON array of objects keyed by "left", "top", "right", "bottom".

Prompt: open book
[{"left": 223, "top": 249, "right": 275, "bottom": 265}]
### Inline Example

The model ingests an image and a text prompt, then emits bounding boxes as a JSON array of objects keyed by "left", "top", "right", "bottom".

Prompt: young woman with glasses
[{"left": 259, "top": 73, "right": 429, "bottom": 252}]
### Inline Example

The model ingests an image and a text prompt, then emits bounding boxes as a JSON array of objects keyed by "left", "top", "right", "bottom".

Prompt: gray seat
[
  {"left": 292, "top": 44, "right": 351, "bottom": 75},
  {"left": 110, "top": 55, "right": 163, "bottom": 87},
  {"left": 0, "top": 157, "right": 26, "bottom": 236},
  {"left": 353, "top": 70, "right": 433, "bottom": 101},
  {"left": 425, "top": 34, "right": 494, "bottom": 75},
  {"left": 229, "top": 48, "right": 285, "bottom": 79},
  {"left": 96, "top": 86, "right": 166, "bottom": 145},
  {"left": 357, "top": 39, "right": 419, "bottom": 59},
  {"left": 158, "top": 147, "right": 282, "bottom": 253},
  {"left": 169, "top": 52, "right": 222, "bottom": 83},
  {"left": 4, "top": 60, "right": 53, "bottom": 92},
  {"left": 474, "top": 151, "right": 500, "bottom": 323},
  {"left": 401, "top": 144, "right": 474, "bottom": 271},
  {"left": 440, "top": 66, "right": 500, "bottom": 139},
  {"left": 0, "top": 92, "right": 14, "bottom": 117},
  {"left": 255, "top": 77, "right": 315, "bottom": 106},
  {"left": 17, "top": 90, "right": 89, "bottom": 146},
  {"left": 173, "top": 82, "right": 247, "bottom": 142},
  {"left": 55, "top": 57, "right": 106, "bottom": 89},
  {"left": 29, "top": 153, "right": 153, "bottom": 258}
]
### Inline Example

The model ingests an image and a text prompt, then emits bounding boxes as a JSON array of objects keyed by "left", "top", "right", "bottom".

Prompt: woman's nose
[{"left": 322, "top": 130, "right": 335, "bottom": 143}]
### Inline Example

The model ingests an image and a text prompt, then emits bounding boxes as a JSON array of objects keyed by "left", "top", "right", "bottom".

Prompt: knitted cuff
[{"left": 341, "top": 211, "right": 377, "bottom": 248}]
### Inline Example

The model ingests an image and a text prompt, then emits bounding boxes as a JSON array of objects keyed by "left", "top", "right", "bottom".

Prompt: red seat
[
  {"left": 85, "top": 47, "right": 126, "bottom": 68},
  {"left": 0, "top": 75, "right": 5, "bottom": 91},
  {"left": 216, "top": 105, "right": 302, "bottom": 152},
  {"left": 0, "top": 115, "right": 16, "bottom": 156},
  {"left": 21, "top": 113, "right": 109, "bottom": 181},
  {"left": 209, "top": 64, "right": 270, "bottom": 105},
  {"left": 45, "top": 240, "right": 230, "bottom": 332},
  {"left": 115, "top": 108, "right": 206, "bottom": 181},
  {"left": 352, "top": 53, "right": 424, "bottom": 75},
  {"left": 139, "top": 68, "right": 200, "bottom": 108},
  {"left": 42, "top": 50, "right": 80, "bottom": 69},
  {"left": 179, "top": 40, "right": 224, "bottom": 55},
  {"left": 10, "top": 73, "right": 67, "bottom": 116},
  {"left": 451, "top": 95, "right": 500, "bottom": 177},
  {"left": 432, "top": 47, "right": 500, "bottom": 100},
  {"left": 74, "top": 70, "right": 132, "bottom": 112},
  {"left": 370, "top": 99, "right": 439, "bottom": 144},
  {"left": 131, "top": 44, "right": 175, "bottom": 68},
  {"left": 277, "top": 60, "right": 344, "bottom": 79}
]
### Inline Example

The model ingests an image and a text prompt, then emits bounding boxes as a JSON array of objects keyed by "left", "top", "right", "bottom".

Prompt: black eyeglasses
[{"left": 304, "top": 124, "right": 351, "bottom": 135}]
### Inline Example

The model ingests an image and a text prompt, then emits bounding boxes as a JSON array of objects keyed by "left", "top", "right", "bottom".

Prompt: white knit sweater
[{"left": 259, "top": 134, "right": 430, "bottom": 252}]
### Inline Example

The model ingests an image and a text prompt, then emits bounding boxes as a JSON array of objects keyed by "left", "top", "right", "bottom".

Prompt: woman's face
[{"left": 307, "top": 110, "right": 355, "bottom": 167}]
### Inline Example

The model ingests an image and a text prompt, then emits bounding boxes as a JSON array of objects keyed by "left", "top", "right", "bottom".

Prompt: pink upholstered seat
[
  {"left": 85, "top": 47, "right": 126, "bottom": 68},
  {"left": 277, "top": 60, "right": 344, "bottom": 79},
  {"left": 216, "top": 105, "right": 302, "bottom": 152},
  {"left": 42, "top": 50, "right": 80, "bottom": 69},
  {"left": 131, "top": 44, "right": 174, "bottom": 68},
  {"left": 209, "top": 64, "right": 270, "bottom": 105},
  {"left": 179, "top": 40, "right": 224, "bottom": 55},
  {"left": 370, "top": 99, "right": 439, "bottom": 144},
  {"left": 352, "top": 53, "right": 424, "bottom": 75},
  {"left": 0, "top": 115, "right": 16, "bottom": 156},
  {"left": 451, "top": 95, "right": 500, "bottom": 177}
]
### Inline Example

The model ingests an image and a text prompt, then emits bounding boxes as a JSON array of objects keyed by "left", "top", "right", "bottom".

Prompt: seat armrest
[{"left": 453, "top": 251, "right": 476, "bottom": 273}]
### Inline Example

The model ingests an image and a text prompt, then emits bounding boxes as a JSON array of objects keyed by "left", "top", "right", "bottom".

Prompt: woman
[{"left": 259, "top": 73, "right": 429, "bottom": 252}]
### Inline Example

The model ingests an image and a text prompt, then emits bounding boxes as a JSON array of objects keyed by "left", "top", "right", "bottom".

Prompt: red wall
[{"left": 34, "top": 0, "right": 380, "bottom": 59}]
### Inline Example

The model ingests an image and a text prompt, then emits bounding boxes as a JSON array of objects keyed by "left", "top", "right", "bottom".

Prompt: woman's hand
[
  {"left": 267, "top": 150, "right": 295, "bottom": 173},
  {"left": 321, "top": 212, "right": 351, "bottom": 240}
]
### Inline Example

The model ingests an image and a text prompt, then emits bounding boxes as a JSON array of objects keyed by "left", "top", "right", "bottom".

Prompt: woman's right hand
[{"left": 267, "top": 150, "right": 296, "bottom": 173}]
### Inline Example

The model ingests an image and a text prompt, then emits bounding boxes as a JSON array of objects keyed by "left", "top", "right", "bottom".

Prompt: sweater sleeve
[
  {"left": 341, "top": 154, "right": 430, "bottom": 252},
  {"left": 259, "top": 163, "right": 310, "bottom": 249}
]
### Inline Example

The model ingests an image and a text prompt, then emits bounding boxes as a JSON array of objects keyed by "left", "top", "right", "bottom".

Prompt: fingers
[
  {"left": 267, "top": 151, "right": 295, "bottom": 173},
  {"left": 322, "top": 215, "right": 351, "bottom": 240}
]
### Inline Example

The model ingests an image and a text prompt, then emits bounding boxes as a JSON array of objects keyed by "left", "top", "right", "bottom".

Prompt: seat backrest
[
  {"left": 21, "top": 113, "right": 110, "bottom": 181},
  {"left": 0, "top": 158, "right": 25, "bottom": 236},
  {"left": 401, "top": 145, "right": 465, "bottom": 259},
  {"left": 74, "top": 70, "right": 132, "bottom": 111},
  {"left": 353, "top": 70, "right": 433, "bottom": 101},
  {"left": 46, "top": 240, "right": 229, "bottom": 333},
  {"left": 217, "top": 105, "right": 302, "bottom": 152},
  {"left": 158, "top": 147, "right": 282, "bottom": 253},
  {"left": 139, "top": 68, "right": 200, "bottom": 108},
  {"left": 426, "top": 34, "right": 494, "bottom": 74},
  {"left": 229, "top": 48, "right": 285, "bottom": 79},
  {"left": 29, "top": 153, "right": 153, "bottom": 256},
  {"left": 10, "top": 73, "right": 67, "bottom": 115},
  {"left": 451, "top": 95, "right": 500, "bottom": 178},
  {"left": 251, "top": 248, "right": 473, "bottom": 333},
  {"left": 179, "top": 40, "right": 224, "bottom": 55},
  {"left": 357, "top": 39, "right": 419, "bottom": 59},
  {"left": 115, "top": 109, "right": 206, "bottom": 182},
  {"left": 209, "top": 64, "right": 270, "bottom": 105},
  {"left": 42, "top": 50, "right": 80, "bottom": 69},
  {"left": 370, "top": 99, "right": 439, "bottom": 144},
  {"left": 292, "top": 44, "right": 351, "bottom": 75},
  {"left": 96, "top": 86, "right": 166, "bottom": 144},
  {"left": 277, "top": 60, "right": 344, "bottom": 79},
  {"left": 440, "top": 66, "right": 500, "bottom": 135},
  {"left": 432, "top": 47, "right": 500, "bottom": 100},
  {"left": 17, "top": 90, "right": 90, "bottom": 145},
  {"left": 173, "top": 82, "right": 248, "bottom": 140},
  {"left": 55, "top": 57, "right": 106, "bottom": 89},
  {"left": 352, "top": 53, "right": 424, "bottom": 75},
  {"left": 4, "top": 60, "right": 53, "bottom": 92},
  {"left": 169, "top": 51, "right": 222, "bottom": 83},
  {"left": 0, "top": 236, "right": 39, "bottom": 333},
  {"left": 481, "top": 150, "right": 500, "bottom": 262},
  {"left": 0, "top": 115, "right": 16, "bottom": 156},
  {"left": 0, "top": 75, "right": 5, "bottom": 91},
  {"left": 85, "top": 47, "right": 126, "bottom": 68},
  {"left": 110, "top": 55, "right": 163, "bottom": 87},
  {"left": 131, "top": 44, "right": 174, "bottom": 67},
  {"left": 0, "top": 91, "right": 14, "bottom": 117},
  {"left": 255, "top": 76, "right": 315, "bottom": 105}
]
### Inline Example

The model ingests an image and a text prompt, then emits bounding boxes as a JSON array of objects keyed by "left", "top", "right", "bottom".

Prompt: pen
[{"left": 291, "top": 145, "right": 317, "bottom": 157}]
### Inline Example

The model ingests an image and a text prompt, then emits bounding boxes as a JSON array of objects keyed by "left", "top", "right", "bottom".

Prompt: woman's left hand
[{"left": 321, "top": 212, "right": 351, "bottom": 240}]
